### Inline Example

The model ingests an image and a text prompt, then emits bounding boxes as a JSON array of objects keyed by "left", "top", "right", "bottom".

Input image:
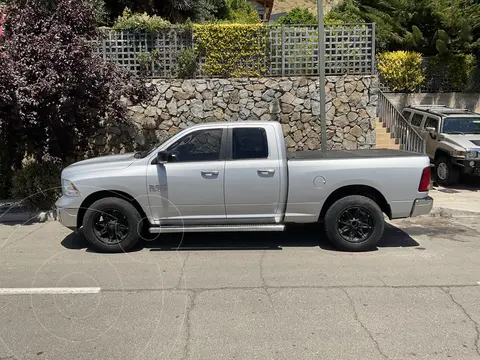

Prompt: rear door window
[
  {"left": 232, "top": 128, "right": 268, "bottom": 160},
  {"left": 411, "top": 113, "right": 424, "bottom": 127}
]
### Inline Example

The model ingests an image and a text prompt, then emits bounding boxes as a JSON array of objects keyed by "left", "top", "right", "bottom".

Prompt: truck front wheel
[
  {"left": 324, "top": 195, "right": 385, "bottom": 252},
  {"left": 82, "top": 197, "right": 142, "bottom": 253}
]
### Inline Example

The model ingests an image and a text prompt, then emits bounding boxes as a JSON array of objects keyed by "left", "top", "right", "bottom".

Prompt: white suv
[{"left": 402, "top": 105, "right": 480, "bottom": 185}]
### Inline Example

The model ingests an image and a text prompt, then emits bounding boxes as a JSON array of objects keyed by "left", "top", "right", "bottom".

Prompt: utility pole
[{"left": 317, "top": 0, "right": 326, "bottom": 153}]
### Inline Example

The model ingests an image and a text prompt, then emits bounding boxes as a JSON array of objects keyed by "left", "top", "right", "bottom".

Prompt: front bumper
[
  {"left": 410, "top": 196, "right": 434, "bottom": 217},
  {"left": 453, "top": 159, "right": 480, "bottom": 176},
  {"left": 55, "top": 196, "right": 80, "bottom": 230}
]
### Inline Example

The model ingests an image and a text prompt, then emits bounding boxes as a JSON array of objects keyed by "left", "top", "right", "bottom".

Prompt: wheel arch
[
  {"left": 77, "top": 190, "right": 149, "bottom": 230},
  {"left": 319, "top": 185, "right": 391, "bottom": 220},
  {"left": 434, "top": 148, "right": 451, "bottom": 160}
]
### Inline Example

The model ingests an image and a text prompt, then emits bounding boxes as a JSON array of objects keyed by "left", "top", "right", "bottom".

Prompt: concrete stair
[{"left": 375, "top": 118, "right": 400, "bottom": 150}]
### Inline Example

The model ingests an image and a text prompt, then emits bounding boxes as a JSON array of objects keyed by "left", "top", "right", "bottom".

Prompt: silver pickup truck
[{"left": 56, "top": 121, "right": 433, "bottom": 252}]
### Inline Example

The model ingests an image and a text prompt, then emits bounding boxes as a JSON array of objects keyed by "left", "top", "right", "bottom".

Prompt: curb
[
  {"left": 0, "top": 210, "right": 57, "bottom": 224},
  {"left": 0, "top": 200, "right": 57, "bottom": 225}
]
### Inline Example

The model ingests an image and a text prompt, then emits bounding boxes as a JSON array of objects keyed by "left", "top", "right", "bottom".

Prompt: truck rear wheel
[
  {"left": 435, "top": 157, "right": 459, "bottom": 186},
  {"left": 82, "top": 197, "right": 142, "bottom": 253},
  {"left": 324, "top": 195, "right": 384, "bottom": 252}
]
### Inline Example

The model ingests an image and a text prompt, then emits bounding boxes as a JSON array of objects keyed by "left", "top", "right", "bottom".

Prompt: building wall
[{"left": 385, "top": 93, "right": 480, "bottom": 113}]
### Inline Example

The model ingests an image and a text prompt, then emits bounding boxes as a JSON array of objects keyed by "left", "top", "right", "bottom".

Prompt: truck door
[
  {"left": 146, "top": 127, "right": 227, "bottom": 224},
  {"left": 422, "top": 116, "right": 441, "bottom": 158},
  {"left": 224, "top": 126, "right": 281, "bottom": 223}
]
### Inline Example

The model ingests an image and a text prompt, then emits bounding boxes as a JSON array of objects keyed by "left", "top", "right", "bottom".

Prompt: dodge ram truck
[{"left": 56, "top": 121, "right": 433, "bottom": 252}]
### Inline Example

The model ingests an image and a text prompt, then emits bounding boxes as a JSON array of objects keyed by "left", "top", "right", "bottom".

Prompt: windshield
[
  {"left": 442, "top": 117, "right": 480, "bottom": 134},
  {"left": 134, "top": 132, "right": 177, "bottom": 159}
]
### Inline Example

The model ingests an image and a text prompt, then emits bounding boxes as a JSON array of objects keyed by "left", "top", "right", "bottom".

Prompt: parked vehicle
[
  {"left": 56, "top": 121, "right": 433, "bottom": 253},
  {"left": 402, "top": 105, "right": 480, "bottom": 185}
]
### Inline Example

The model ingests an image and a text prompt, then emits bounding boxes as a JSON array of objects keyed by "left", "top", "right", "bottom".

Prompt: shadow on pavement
[
  {"left": 432, "top": 174, "right": 480, "bottom": 191},
  {"left": 61, "top": 222, "right": 419, "bottom": 253}
]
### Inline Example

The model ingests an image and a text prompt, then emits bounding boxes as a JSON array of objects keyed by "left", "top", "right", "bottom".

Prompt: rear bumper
[{"left": 410, "top": 196, "right": 434, "bottom": 217}]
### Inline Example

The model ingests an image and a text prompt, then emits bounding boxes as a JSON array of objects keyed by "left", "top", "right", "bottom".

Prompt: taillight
[{"left": 418, "top": 166, "right": 431, "bottom": 192}]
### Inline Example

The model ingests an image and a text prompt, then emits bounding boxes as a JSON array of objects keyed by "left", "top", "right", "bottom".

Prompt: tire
[
  {"left": 435, "top": 157, "right": 459, "bottom": 186},
  {"left": 324, "top": 195, "right": 385, "bottom": 252},
  {"left": 82, "top": 197, "right": 142, "bottom": 253}
]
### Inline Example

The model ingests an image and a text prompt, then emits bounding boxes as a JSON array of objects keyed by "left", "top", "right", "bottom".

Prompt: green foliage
[
  {"left": 113, "top": 8, "right": 171, "bottom": 31},
  {"left": 276, "top": 8, "right": 317, "bottom": 25},
  {"left": 328, "top": 0, "right": 480, "bottom": 58},
  {"left": 324, "top": 0, "right": 363, "bottom": 24},
  {"left": 158, "top": 0, "right": 229, "bottom": 23},
  {"left": 177, "top": 48, "right": 197, "bottom": 78},
  {"left": 89, "top": 0, "right": 109, "bottom": 25},
  {"left": 194, "top": 24, "right": 267, "bottom": 77},
  {"left": 137, "top": 49, "right": 160, "bottom": 76},
  {"left": 11, "top": 160, "right": 62, "bottom": 210},
  {"left": 0, "top": 142, "right": 13, "bottom": 199},
  {"left": 221, "top": 0, "right": 260, "bottom": 24},
  {"left": 377, "top": 51, "right": 425, "bottom": 92},
  {"left": 425, "top": 54, "right": 477, "bottom": 91}
]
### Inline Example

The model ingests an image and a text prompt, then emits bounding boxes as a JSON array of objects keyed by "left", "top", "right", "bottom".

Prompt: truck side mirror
[
  {"left": 152, "top": 150, "right": 178, "bottom": 165},
  {"left": 425, "top": 127, "right": 437, "bottom": 139},
  {"left": 157, "top": 150, "right": 169, "bottom": 164}
]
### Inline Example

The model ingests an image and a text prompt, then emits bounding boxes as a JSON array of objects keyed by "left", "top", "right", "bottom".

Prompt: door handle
[
  {"left": 201, "top": 170, "right": 219, "bottom": 177},
  {"left": 257, "top": 169, "right": 275, "bottom": 175}
]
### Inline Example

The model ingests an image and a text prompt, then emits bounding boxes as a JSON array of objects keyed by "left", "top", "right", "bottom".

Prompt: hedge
[
  {"left": 377, "top": 51, "right": 424, "bottom": 92},
  {"left": 193, "top": 24, "right": 267, "bottom": 77}
]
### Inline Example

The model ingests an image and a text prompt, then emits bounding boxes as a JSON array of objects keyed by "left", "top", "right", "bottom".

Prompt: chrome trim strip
[{"left": 149, "top": 224, "right": 285, "bottom": 233}]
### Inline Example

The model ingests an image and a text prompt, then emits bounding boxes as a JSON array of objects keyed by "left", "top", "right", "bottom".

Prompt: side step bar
[{"left": 149, "top": 224, "right": 285, "bottom": 234}]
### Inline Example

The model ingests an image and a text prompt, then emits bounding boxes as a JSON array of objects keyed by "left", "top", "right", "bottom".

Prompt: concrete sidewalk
[{"left": 430, "top": 184, "right": 480, "bottom": 215}]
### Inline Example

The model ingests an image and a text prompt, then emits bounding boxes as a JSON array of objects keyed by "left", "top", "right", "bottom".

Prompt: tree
[
  {"left": 327, "top": 0, "right": 479, "bottom": 55},
  {"left": 0, "top": 0, "right": 149, "bottom": 167},
  {"left": 276, "top": 8, "right": 317, "bottom": 25},
  {"left": 224, "top": 0, "right": 260, "bottom": 23},
  {"left": 103, "top": 0, "right": 230, "bottom": 24}
]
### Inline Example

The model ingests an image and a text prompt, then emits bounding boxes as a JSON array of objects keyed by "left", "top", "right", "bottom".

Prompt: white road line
[{"left": 0, "top": 287, "right": 101, "bottom": 295}]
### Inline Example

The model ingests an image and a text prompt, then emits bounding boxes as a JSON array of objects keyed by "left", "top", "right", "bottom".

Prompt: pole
[{"left": 317, "top": 0, "right": 326, "bottom": 153}]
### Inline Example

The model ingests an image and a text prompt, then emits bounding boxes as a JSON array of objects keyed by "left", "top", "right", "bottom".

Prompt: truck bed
[{"left": 287, "top": 149, "right": 422, "bottom": 161}]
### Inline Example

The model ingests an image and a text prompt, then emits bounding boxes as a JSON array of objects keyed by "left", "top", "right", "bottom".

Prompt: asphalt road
[{"left": 0, "top": 214, "right": 480, "bottom": 360}]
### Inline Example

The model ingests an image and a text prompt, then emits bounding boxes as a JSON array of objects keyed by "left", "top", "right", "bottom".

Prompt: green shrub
[
  {"left": 137, "top": 49, "right": 161, "bottom": 76},
  {"left": 11, "top": 160, "right": 62, "bottom": 210},
  {"left": 0, "top": 145, "right": 13, "bottom": 199},
  {"left": 377, "top": 51, "right": 425, "bottom": 92},
  {"left": 194, "top": 23, "right": 267, "bottom": 77},
  {"left": 177, "top": 48, "right": 197, "bottom": 78},
  {"left": 425, "top": 54, "right": 477, "bottom": 92},
  {"left": 276, "top": 8, "right": 317, "bottom": 25},
  {"left": 223, "top": 0, "right": 261, "bottom": 24},
  {"left": 113, "top": 8, "right": 171, "bottom": 31}
]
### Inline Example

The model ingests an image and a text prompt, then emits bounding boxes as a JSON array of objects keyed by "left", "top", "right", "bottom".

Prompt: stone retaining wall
[{"left": 92, "top": 75, "right": 379, "bottom": 155}]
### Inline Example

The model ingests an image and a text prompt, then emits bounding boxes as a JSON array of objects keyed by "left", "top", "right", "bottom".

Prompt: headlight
[
  {"left": 466, "top": 150, "right": 478, "bottom": 159},
  {"left": 452, "top": 150, "right": 465, "bottom": 158},
  {"left": 62, "top": 179, "right": 79, "bottom": 197}
]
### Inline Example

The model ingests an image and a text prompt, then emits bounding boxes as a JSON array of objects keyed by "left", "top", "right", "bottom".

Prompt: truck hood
[
  {"left": 442, "top": 134, "right": 480, "bottom": 150},
  {"left": 62, "top": 153, "right": 136, "bottom": 179}
]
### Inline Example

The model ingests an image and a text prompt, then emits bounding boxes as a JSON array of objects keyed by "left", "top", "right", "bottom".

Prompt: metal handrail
[{"left": 377, "top": 91, "right": 426, "bottom": 154}]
